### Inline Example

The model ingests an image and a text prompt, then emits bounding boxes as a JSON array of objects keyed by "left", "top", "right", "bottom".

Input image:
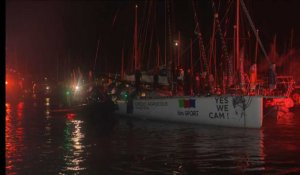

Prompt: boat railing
[{"left": 254, "top": 75, "right": 295, "bottom": 97}]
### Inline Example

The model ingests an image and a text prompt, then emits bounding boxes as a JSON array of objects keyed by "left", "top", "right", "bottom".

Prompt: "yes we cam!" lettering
[{"left": 209, "top": 97, "right": 229, "bottom": 119}]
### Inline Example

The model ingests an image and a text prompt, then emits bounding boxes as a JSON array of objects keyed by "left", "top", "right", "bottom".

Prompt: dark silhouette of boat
[{"left": 50, "top": 85, "right": 116, "bottom": 119}]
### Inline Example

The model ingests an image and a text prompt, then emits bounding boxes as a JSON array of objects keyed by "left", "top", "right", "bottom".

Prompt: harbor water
[{"left": 5, "top": 97, "right": 300, "bottom": 174}]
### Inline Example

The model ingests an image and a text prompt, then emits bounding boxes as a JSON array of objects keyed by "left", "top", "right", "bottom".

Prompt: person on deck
[
  {"left": 268, "top": 63, "right": 277, "bottom": 95},
  {"left": 249, "top": 64, "right": 257, "bottom": 94}
]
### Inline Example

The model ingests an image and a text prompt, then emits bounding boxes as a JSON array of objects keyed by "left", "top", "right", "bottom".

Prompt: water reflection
[
  {"left": 45, "top": 97, "right": 50, "bottom": 107},
  {"left": 5, "top": 98, "right": 300, "bottom": 174},
  {"left": 6, "top": 102, "right": 25, "bottom": 174},
  {"left": 277, "top": 112, "right": 295, "bottom": 126},
  {"left": 60, "top": 117, "right": 86, "bottom": 174},
  {"left": 111, "top": 120, "right": 266, "bottom": 174},
  {"left": 44, "top": 98, "right": 52, "bottom": 144},
  {"left": 263, "top": 111, "right": 300, "bottom": 173},
  {"left": 44, "top": 97, "right": 51, "bottom": 116}
]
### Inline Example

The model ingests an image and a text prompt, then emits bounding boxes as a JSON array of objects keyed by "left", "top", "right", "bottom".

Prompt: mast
[
  {"left": 290, "top": 28, "right": 294, "bottom": 75},
  {"left": 209, "top": 16, "right": 217, "bottom": 75},
  {"left": 177, "top": 31, "right": 180, "bottom": 67},
  {"left": 134, "top": 4, "right": 139, "bottom": 70},
  {"left": 157, "top": 43, "right": 160, "bottom": 67},
  {"left": 211, "top": 0, "right": 232, "bottom": 89},
  {"left": 290, "top": 28, "right": 294, "bottom": 50},
  {"left": 236, "top": 0, "right": 245, "bottom": 90},
  {"left": 193, "top": 0, "right": 209, "bottom": 74},
  {"left": 233, "top": 25, "right": 237, "bottom": 75},
  {"left": 94, "top": 39, "right": 100, "bottom": 73},
  {"left": 240, "top": 0, "right": 271, "bottom": 65},
  {"left": 164, "top": 0, "right": 167, "bottom": 66},
  {"left": 254, "top": 29, "right": 259, "bottom": 64},
  {"left": 121, "top": 47, "right": 124, "bottom": 79},
  {"left": 190, "top": 38, "right": 193, "bottom": 74}
]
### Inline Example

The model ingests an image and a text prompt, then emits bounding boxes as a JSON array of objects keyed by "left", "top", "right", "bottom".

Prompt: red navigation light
[
  {"left": 6, "top": 76, "right": 14, "bottom": 86},
  {"left": 66, "top": 113, "right": 76, "bottom": 120}
]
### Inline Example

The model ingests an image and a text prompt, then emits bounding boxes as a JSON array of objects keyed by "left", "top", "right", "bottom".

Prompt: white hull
[{"left": 115, "top": 95, "right": 263, "bottom": 128}]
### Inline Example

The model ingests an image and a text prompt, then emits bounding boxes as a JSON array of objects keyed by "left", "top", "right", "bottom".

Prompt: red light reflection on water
[
  {"left": 5, "top": 102, "right": 25, "bottom": 174},
  {"left": 6, "top": 103, "right": 11, "bottom": 116},
  {"left": 276, "top": 113, "right": 295, "bottom": 126},
  {"left": 17, "top": 102, "right": 24, "bottom": 119},
  {"left": 235, "top": 129, "right": 266, "bottom": 173},
  {"left": 263, "top": 112, "right": 300, "bottom": 173},
  {"left": 276, "top": 113, "right": 299, "bottom": 152},
  {"left": 17, "top": 102, "right": 24, "bottom": 109}
]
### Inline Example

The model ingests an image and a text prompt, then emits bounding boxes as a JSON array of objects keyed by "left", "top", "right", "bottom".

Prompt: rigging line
[
  {"left": 153, "top": 1, "right": 161, "bottom": 65},
  {"left": 183, "top": 38, "right": 203, "bottom": 70},
  {"left": 192, "top": 0, "right": 209, "bottom": 73},
  {"left": 208, "top": 16, "right": 216, "bottom": 75},
  {"left": 153, "top": 9, "right": 162, "bottom": 67},
  {"left": 137, "top": 3, "right": 146, "bottom": 63},
  {"left": 93, "top": 39, "right": 100, "bottom": 72},
  {"left": 138, "top": 3, "right": 146, "bottom": 64},
  {"left": 141, "top": 1, "right": 153, "bottom": 66},
  {"left": 112, "top": 7, "right": 120, "bottom": 27},
  {"left": 167, "top": 0, "right": 173, "bottom": 62},
  {"left": 147, "top": 1, "right": 154, "bottom": 64},
  {"left": 240, "top": 0, "right": 271, "bottom": 65},
  {"left": 145, "top": 2, "right": 152, "bottom": 47},
  {"left": 221, "top": 1, "right": 232, "bottom": 40},
  {"left": 155, "top": 4, "right": 163, "bottom": 65},
  {"left": 211, "top": 0, "right": 232, "bottom": 80},
  {"left": 147, "top": 27, "right": 154, "bottom": 70},
  {"left": 220, "top": 0, "right": 234, "bottom": 25},
  {"left": 164, "top": 0, "right": 167, "bottom": 66},
  {"left": 170, "top": 0, "right": 176, "bottom": 38},
  {"left": 139, "top": 2, "right": 147, "bottom": 39},
  {"left": 180, "top": 38, "right": 198, "bottom": 57}
]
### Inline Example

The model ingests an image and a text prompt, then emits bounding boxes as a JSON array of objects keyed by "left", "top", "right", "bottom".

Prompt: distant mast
[
  {"left": 134, "top": 4, "right": 139, "bottom": 70},
  {"left": 121, "top": 47, "right": 124, "bottom": 79},
  {"left": 290, "top": 28, "right": 294, "bottom": 50},
  {"left": 157, "top": 43, "right": 160, "bottom": 67},
  {"left": 94, "top": 39, "right": 100, "bottom": 73}
]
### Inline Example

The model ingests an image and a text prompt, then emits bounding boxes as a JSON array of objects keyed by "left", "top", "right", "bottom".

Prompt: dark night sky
[{"left": 5, "top": 0, "right": 300, "bottom": 79}]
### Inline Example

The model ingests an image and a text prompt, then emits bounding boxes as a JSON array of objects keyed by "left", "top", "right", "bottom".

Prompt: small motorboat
[{"left": 50, "top": 85, "right": 116, "bottom": 117}]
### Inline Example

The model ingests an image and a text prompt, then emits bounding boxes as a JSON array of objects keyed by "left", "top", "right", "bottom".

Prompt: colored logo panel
[{"left": 178, "top": 99, "right": 195, "bottom": 108}]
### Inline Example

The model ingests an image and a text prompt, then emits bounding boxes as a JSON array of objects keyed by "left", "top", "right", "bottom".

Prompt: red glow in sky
[{"left": 6, "top": 0, "right": 300, "bottom": 77}]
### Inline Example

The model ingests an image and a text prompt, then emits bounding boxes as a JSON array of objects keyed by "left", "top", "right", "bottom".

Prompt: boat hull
[{"left": 115, "top": 95, "right": 263, "bottom": 128}]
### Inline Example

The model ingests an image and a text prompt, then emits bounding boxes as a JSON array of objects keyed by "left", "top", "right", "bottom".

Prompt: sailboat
[{"left": 113, "top": 0, "right": 290, "bottom": 128}]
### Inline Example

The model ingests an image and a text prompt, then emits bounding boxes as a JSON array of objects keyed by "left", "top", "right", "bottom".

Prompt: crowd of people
[{"left": 133, "top": 63, "right": 278, "bottom": 97}]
